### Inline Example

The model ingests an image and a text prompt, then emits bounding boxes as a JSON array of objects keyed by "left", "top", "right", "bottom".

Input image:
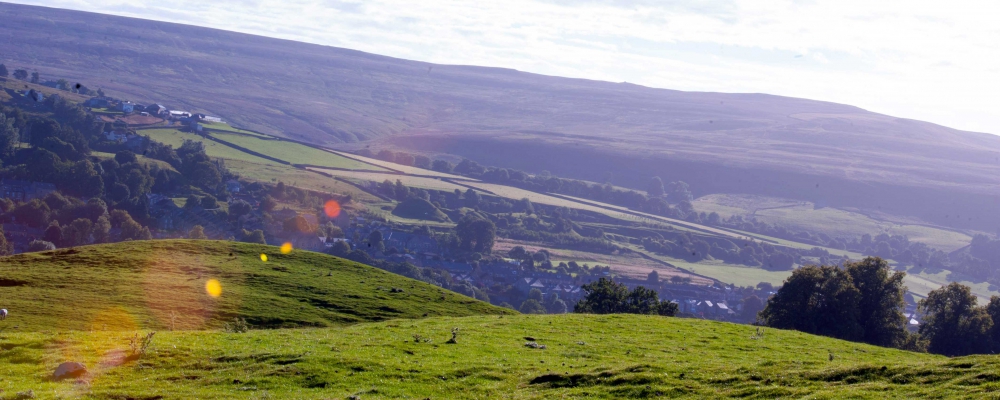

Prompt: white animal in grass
[{"left": 0, "top": 309, "right": 6, "bottom": 320}]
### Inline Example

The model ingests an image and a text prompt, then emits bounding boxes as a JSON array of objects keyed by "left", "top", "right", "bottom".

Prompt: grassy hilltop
[
  {"left": 2, "top": 241, "right": 1000, "bottom": 399},
  {"left": 11, "top": 314, "right": 1000, "bottom": 399},
  {"left": 0, "top": 240, "right": 507, "bottom": 332}
]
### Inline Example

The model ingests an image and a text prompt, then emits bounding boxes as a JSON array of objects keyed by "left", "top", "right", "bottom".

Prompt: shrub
[
  {"left": 26, "top": 240, "right": 56, "bottom": 252},
  {"left": 127, "top": 332, "right": 156, "bottom": 360},
  {"left": 224, "top": 317, "right": 250, "bottom": 333}
]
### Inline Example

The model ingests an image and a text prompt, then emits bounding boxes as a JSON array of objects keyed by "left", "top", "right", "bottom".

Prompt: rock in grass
[{"left": 53, "top": 362, "right": 87, "bottom": 380}]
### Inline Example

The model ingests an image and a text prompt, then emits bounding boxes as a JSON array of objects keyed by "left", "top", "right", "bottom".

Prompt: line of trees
[
  {"left": 574, "top": 277, "right": 678, "bottom": 316},
  {"left": 759, "top": 256, "right": 1000, "bottom": 356}
]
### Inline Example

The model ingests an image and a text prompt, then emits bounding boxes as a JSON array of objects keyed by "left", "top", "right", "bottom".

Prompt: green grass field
[
  {"left": 0, "top": 240, "right": 507, "bottom": 332},
  {"left": 200, "top": 122, "right": 271, "bottom": 137},
  {"left": 694, "top": 194, "right": 972, "bottom": 252},
  {"left": 225, "top": 160, "right": 379, "bottom": 202},
  {"left": 638, "top": 252, "right": 794, "bottom": 288},
  {"left": 91, "top": 151, "right": 177, "bottom": 172},
  {"left": 210, "top": 133, "right": 386, "bottom": 171},
  {"left": 327, "top": 150, "right": 473, "bottom": 179},
  {"left": 307, "top": 168, "right": 470, "bottom": 192},
  {"left": 905, "top": 267, "right": 999, "bottom": 300},
  {"left": 6, "top": 241, "right": 1000, "bottom": 399},
  {"left": 15, "top": 314, "right": 1000, "bottom": 399},
  {"left": 140, "top": 129, "right": 280, "bottom": 165}
]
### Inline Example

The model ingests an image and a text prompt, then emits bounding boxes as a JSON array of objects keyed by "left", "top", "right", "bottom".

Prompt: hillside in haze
[{"left": 2, "top": 2, "right": 1000, "bottom": 230}]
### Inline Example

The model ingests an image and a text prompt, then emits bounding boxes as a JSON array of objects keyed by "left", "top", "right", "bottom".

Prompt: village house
[
  {"left": 146, "top": 104, "right": 167, "bottom": 116},
  {"left": 169, "top": 110, "right": 192, "bottom": 120},
  {"left": 119, "top": 101, "right": 135, "bottom": 113}
]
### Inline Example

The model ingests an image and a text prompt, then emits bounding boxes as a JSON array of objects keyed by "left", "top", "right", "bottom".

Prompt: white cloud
[{"left": 14, "top": 0, "right": 1000, "bottom": 134}]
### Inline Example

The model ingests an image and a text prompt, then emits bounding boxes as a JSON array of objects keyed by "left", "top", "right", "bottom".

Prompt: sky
[{"left": 14, "top": 0, "right": 1000, "bottom": 134}]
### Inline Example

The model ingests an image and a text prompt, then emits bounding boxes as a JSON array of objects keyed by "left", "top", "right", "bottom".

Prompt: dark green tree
[
  {"left": 431, "top": 159, "right": 453, "bottom": 173},
  {"left": 27, "top": 240, "right": 56, "bottom": 252},
  {"left": 327, "top": 240, "right": 351, "bottom": 257},
  {"left": 413, "top": 155, "right": 431, "bottom": 169},
  {"left": 986, "top": 296, "right": 1000, "bottom": 352},
  {"left": 184, "top": 195, "right": 201, "bottom": 209},
  {"left": 120, "top": 218, "right": 152, "bottom": 241},
  {"left": 115, "top": 150, "right": 138, "bottom": 165},
  {"left": 919, "top": 282, "right": 993, "bottom": 356},
  {"left": 575, "top": 278, "right": 677, "bottom": 316},
  {"left": 240, "top": 229, "right": 267, "bottom": 245},
  {"left": 666, "top": 181, "right": 693, "bottom": 202},
  {"left": 575, "top": 278, "right": 630, "bottom": 314},
  {"left": 759, "top": 264, "right": 863, "bottom": 341},
  {"left": 92, "top": 215, "right": 111, "bottom": 244},
  {"left": 261, "top": 195, "right": 277, "bottom": 212},
  {"left": 283, "top": 215, "right": 311, "bottom": 233},
  {"left": 62, "top": 218, "right": 93, "bottom": 247},
  {"left": 846, "top": 257, "right": 908, "bottom": 347},
  {"left": 229, "top": 200, "right": 253, "bottom": 220},
  {"left": 12, "top": 69, "right": 28, "bottom": 80},
  {"left": 0, "top": 225, "right": 12, "bottom": 255},
  {"left": 545, "top": 293, "right": 568, "bottom": 314},
  {"left": 463, "top": 188, "right": 480, "bottom": 208},
  {"left": 0, "top": 113, "right": 18, "bottom": 159},
  {"left": 519, "top": 299, "right": 547, "bottom": 314},
  {"left": 0, "top": 63, "right": 8, "bottom": 77},
  {"left": 647, "top": 270, "right": 659, "bottom": 284},
  {"left": 200, "top": 195, "right": 218, "bottom": 209},
  {"left": 456, "top": 216, "right": 496, "bottom": 253},
  {"left": 43, "top": 221, "right": 62, "bottom": 244},
  {"left": 188, "top": 225, "right": 208, "bottom": 240},
  {"left": 367, "top": 230, "right": 384, "bottom": 252}
]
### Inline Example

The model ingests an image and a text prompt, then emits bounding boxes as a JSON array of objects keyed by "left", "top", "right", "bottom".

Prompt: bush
[
  {"left": 200, "top": 195, "right": 218, "bottom": 209},
  {"left": 392, "top": 198, "right": 450, "bottom": 222},
  {"left": 127, "top": 332, "right": 156, "bottom": 360},
  {"left": 519, "top": 299, "right": 547, "bottom": 314},
  {"left": 223, "top": 317, "right": 250, "bottom": 333},
  {"left": 26, "top": 240, "right": 56, "bottom": 252}
]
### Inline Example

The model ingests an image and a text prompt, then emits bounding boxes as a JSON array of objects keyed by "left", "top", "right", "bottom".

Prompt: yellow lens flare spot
[
  {"left": 280, "top": 242, "right": 293, "bottom": 254},
  {"left": 260, "top": 253, "right": 268, "bottom": 262},
  {"left": 205, "top": 279, "right": 222, "bottom": 298}
]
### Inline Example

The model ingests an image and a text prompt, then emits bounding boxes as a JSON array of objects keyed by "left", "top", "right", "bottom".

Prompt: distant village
[{"left": 2, "top": 81, "right": 789, "bottom": 323}]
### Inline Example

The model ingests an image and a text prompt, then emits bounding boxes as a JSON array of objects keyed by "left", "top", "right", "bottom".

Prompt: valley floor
[{"left": 5, "top": 314, "right": 996, "bottom": 399}]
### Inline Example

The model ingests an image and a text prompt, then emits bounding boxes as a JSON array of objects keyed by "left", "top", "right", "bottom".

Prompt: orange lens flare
[
  {"left": 324, "top": 199, "right": 341, "bottom": 218},
  {"left": 205, "top": 279, "right": 222, "bottom": 298},
  {"left": 280, "top": 242, "right": 293, "bottom": 254}
]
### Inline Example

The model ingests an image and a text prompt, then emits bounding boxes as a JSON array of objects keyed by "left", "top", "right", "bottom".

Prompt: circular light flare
[
  {"left": 280, "top": 242, "right": 293, "bottom": 254},
  {"left": 324, "top": 200, "right": 341, "bottom": 218},
  {"left": 260, "top": 253, "right": 268, "bottom": 262},
  {"left": 205, "top": 279, "right": 222, "bottom": 298}
]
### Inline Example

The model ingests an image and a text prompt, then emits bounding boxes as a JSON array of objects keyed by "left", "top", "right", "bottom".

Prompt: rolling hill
[
  {"left": 3, "top": 3, "right": 1000, "bottom": 231},
  {"left": 9, "top": 314, "right": 1000, "bottom": 399},
  {"left": 0, "top": 240, "right": 508, "bottom": 331}
]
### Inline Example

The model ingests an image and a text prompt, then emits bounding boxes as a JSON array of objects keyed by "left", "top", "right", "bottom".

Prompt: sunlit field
[
  {"left": 14, "top": 313, "right": 1000, "bottom": 399},
  {"left": 0, "top": 240, "right": 506, "bottom": 332},
  {"left": 210, "top": 133, "right": 387, "bottom": 171}
]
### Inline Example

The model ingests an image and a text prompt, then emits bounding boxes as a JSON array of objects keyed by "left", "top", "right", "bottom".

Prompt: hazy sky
[{"left": 15, "top": 0, "right": 1000, "bottom": 134}]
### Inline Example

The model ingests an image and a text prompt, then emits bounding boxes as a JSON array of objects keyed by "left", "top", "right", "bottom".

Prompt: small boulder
[{"left": 53, "top": 362, "right": 87, "bottom": 380}]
